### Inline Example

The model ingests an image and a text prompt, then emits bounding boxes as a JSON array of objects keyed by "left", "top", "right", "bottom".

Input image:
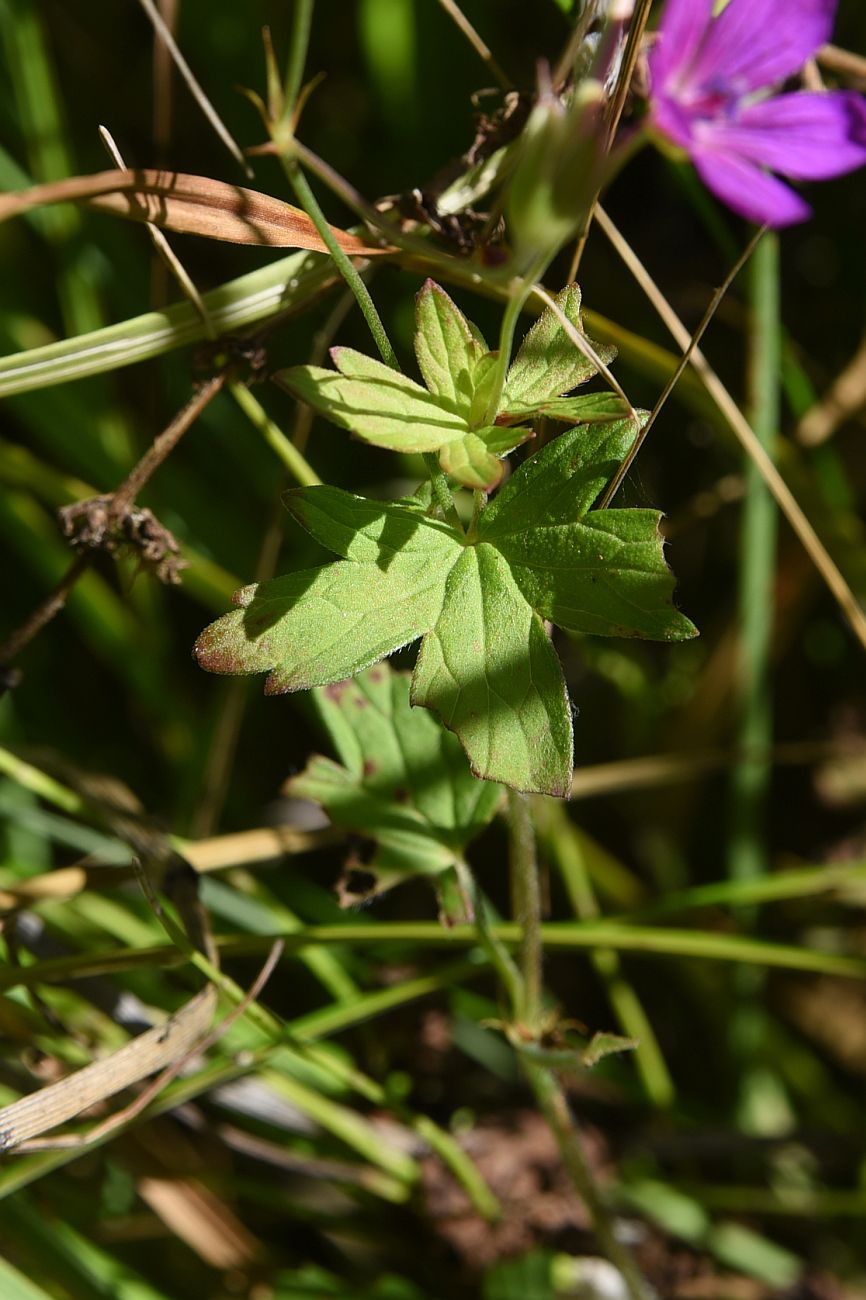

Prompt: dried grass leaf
[{"left": 0, "top": 168, "right": 394, "bottom": 254}]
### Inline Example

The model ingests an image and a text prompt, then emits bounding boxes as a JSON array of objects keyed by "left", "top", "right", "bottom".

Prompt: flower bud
[{"left": 505, "top": 78, "right": 608, "bottom": 275}]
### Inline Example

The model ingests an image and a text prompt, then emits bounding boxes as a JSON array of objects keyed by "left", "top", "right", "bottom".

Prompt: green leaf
[
  {"left": 197, "top": 427, "right": 696, "bottom": 794},
  {"left": 194, "top": 494, "right": 462, "bottom": 692},
  {"left": 499, "top": 512, "right": 698, "bottom": 640},
  {"left": 498, "top": 392, "right": 629, "bottom": 425},
  {"left": 467, "top": 351, "right": 502, "bottom": 427},
  {"left": 438, "top": 425, "right": 533, "bottom": 491},
  {"left": 413, "top": 279, "right": 486, "bottom": 414},
  {"left": 501, "top": 283, "right": 616, "bottom": 411},
  {"left": 581, "top": 1030, "right": 639, "bottom": 1067},
  {"left": 285, "top": 484, "right": 455, "bottom": 560},
  {"left": 480, "top": 419, "right": 641, "bottom": 530},
  {"left": 481, "top": 424, "right": 698, "bottom": 641},
  {"left": 287, "top": 664, "right": 502, "bottom": 893},
  {"left": 277, "top": 347, "right": 468, "bottom": 452},
  {"left": 278, "top": 282, "right": 623, "bottom": 491},
  {"left": 411, "top": 545, "right": 574, "bottom": 797}
]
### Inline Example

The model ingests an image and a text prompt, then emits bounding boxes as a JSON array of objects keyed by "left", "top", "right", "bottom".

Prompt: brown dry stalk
[
  {"left": 0, "top": 168, "right": 396, "bottom": 253},
  {"left": 797, "top": 325, "right": 866, "bottom": 446},
  {"left": 0, "top": 984, "right": 217, "bottom": 1151},
  {"left": 1, "top": 376, "right": 225, "bottom": 671},
  {"left": 0, "top": 554, "right": 90, "bottom": 666}
]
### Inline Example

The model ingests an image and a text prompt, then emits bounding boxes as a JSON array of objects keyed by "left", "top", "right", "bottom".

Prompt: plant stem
[
  {"left": 504, "top": 791, "right": 649, "bottom": 1299},
  {"left": 524, "top": 1060, "right": 649, "bottom": 1300},
  {"left": 284, "top": 161, "right": 398, "bottom": 370},
  {"left": 422, "top": 452, "right": 463, "bottom": 532},
  {"left": 0, "top": 553, "right": 89, "bottom": 666},
  {"left": 282, "top": 0, "right": 315, "bottom": 121},
  {"left": 460, "top": 864, "right": 525, "bottom": 1016},
  {"left": 111, "top": 374, "right": 225, "bottom": 511},
  {"left": 229, "top": 382, "right": 321, "bottom": 487},
  {"left": 482, "top": 269, "right": 539, "bottom": 425},
  {"left": 727, "top": 231, "right": 782, "bottom": 1129},
  {"left": 537, "top": 800, "right": 674, "bottom": 1109},
  {"left": 507, "top": 788, "right": 542, "bottom": 1031},
  {"left": 728, "top": 231, "right": 779, "bottom": 889}
]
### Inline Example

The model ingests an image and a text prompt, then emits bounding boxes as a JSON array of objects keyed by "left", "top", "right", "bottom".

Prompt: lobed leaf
[
  {"left": 285, "top": 484, "right": 455, "bottom": 562},
  {"left": 411, "top": 545, "right": 574, "bottom": 797},
  {"left": 498, "top": 393, "right": 629, "bottom": 425},
  {"left": 277, "top": 349, "right": 469, "bottom": 452},
  {"left": 480, "top": 420, "right": 643, "bottom": 533},
  {"left": 498, "top": 513, "right": 700, "bottom": 640},
  {"left": 197, "top": 428, "right": 696, "bottom": 794},
  {"left": 437, "top": 425, "right": 532, "bottom": 491},
  {"left": 413, "top": 280, "right": 486, "bottom": 414},
  {"left": 194, "top": 546, "right": 456, "bottom": 693},
  {"left": 288, "top": 665, "right": 502, "bottom": 890},
  {"left": 502, "top": 283, "right": 617, "bottom": 410}
]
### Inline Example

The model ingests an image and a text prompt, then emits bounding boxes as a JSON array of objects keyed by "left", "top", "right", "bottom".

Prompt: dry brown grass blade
[
  {"left": 0, "top": 168, "right": 396, "bottom": 254},
  {"left": 137, "top": 1175, "right": 261, "bottom": 1268},
  {"left": 0, "top": 985, "right": 217, "bottom": 1151}
]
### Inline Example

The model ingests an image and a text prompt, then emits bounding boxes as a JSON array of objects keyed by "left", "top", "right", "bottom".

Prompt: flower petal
[
  {"left": 688, "top": 0, "right": 837, "bottom": 96},
  {"left": 649, "top": 0, "right": 713, "bottom": 89},
  {"left": 699, "top": 91, "right": 866, "bottom": 180},
  {"left": 692, "top": 146, "right": 812, "bottom": 226}
]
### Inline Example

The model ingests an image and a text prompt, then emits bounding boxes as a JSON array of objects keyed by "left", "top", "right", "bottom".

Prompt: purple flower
[{"left": 648, "top": 0, "right": 866, "bottom": 226}]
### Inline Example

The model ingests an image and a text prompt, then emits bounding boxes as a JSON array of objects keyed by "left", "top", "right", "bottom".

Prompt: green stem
[
  {"left": 284, "top": 162, "right": 398, "bottom": 370},
  {"left": 727, "top": 230, "right": 781, "bottom": 1125},
  {"left": 538, "top": 800, "right": 674, "bottom": 1109},
  {"left": 4, "top": 922, "right": 866, "bottom": 989},
  {"left": 728, "top": 230, "right": 779, "bottom": 891},
  {"left": 422, "top": 452, "right": 463, "bottom": 532},
  {"left": 282, "top": 0, "right": 315, "bottom": 120},
  {"left": 459, "top": 863, "right": 525, "bottom": 1016},
  {"left": 524, "top": 1062, "right": 649, "bottom": 1300},
  {"left": 228, "top": 382, "right": 321, "bottom": 487},
  {"left": 482, "top": 269, "right": 540, "bottom": 425},
  {"left": 507, "top": 788, "right": 542, "bottom": 1032},
  {"left": 504, "top": 793, "right": 648, "bottom": 1296}
]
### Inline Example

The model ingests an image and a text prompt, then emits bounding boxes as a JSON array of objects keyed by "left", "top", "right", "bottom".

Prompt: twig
[
  {"left": 797, "top": 324, "right": 866, "bottom": 446},
  {"left": 0, "top": 376, "right": 224, "bottom": 674},
  {"left": 112, "top": 374, "right": 225, "bottom": 512},
  {"left": 0, "top": 554, "right": 90, "bottom": 665},
  {"left": 435, "top": 0, "right": 511, "bottom": 89},
  {"left": 12, "top": 942, "right": 284, "bottom": 1153},
  {"left": 134, "top": 0, "right": 252, "bottom": 176},
  {"left": 595, "top": 220, "right": 764, "bottom": 509},
  {"left": 817, "top": 43, "right": 866, "bottom": 83},
  {"left": 594, "top": 205, "right": 866, "bottom": 655}
]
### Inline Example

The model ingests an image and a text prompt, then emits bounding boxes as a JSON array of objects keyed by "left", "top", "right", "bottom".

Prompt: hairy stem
[
  {"left": 503, "top": 791, "right": 648, "bottom": 1296},
  {"left": 507, "top": 788, "right": 542, "bottom": 1031},
  {"left": 524, "top": 1061, "right": 649, "bottom": 1300},
  {"left": 285, "top": 162, "right": 398, "bottom": 369},
  {"left": 422, "top": 453, "right": 463, "bottom": 532}
]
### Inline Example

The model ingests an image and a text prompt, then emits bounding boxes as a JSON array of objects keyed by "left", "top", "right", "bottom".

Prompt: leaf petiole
[{"left": 423, "top": 451, "right": 464, "bottom": 533}]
